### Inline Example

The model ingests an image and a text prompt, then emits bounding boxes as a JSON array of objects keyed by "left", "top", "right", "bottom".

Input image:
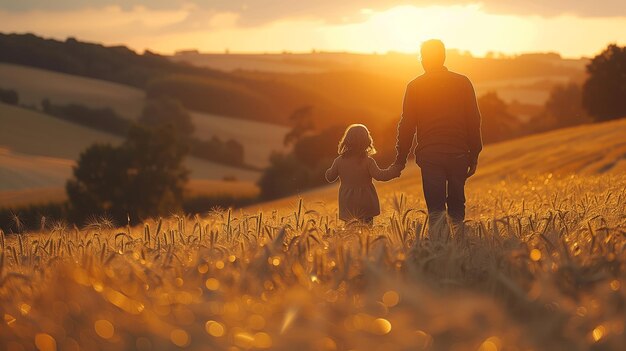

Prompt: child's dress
[{"left": 325, "top": 155, "right": 397, "bottom": 222}]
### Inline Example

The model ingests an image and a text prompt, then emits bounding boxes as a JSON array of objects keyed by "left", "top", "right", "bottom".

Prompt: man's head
[{"left": 420, "top": 39, "right": 446, "bottom": 71}]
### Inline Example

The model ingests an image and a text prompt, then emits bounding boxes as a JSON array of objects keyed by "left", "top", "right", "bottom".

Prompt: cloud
[{"left": 1, "top": 0, "right": 626, "bottom": 25}]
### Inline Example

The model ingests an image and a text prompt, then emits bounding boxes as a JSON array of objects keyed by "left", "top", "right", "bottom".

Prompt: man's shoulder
[
  {"left": 447, "top": 70, "right": 474, "bottom": 86},
  {"left": 443, "top": 70, "right": 472, "bottom": 84},
  {"left": 406, "top": 76, "right": 421, "bottom": 87},
  {"left": 409, "top": 70, "right": 472, "bottom": 85}
]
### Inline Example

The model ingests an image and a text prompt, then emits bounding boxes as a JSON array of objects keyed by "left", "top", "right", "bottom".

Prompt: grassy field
[
  {"left": 0, "top": 103, "right": 121, "bottom": 161},
  {"left": 0, "top": 119, "right": 624, "bottom": 350},
  {"left": 0, "top": 63, "right": 145, "bottom": 119}
]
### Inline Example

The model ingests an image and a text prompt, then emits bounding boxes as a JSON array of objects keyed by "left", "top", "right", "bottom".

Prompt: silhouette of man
[{"left": 393, "top": 39, "right": 482, "bottom": 235}]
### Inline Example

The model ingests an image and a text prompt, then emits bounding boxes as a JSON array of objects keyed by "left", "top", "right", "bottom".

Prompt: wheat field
[
  {"left": 0, "top": 172, "right": 624, "bottom": 351},
  {"left": 2, "top": 118, "right": 626, "bottom": 350}
]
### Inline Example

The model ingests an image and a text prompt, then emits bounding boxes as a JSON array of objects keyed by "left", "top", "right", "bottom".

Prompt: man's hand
[
  {"left": 467, "top": 163, "right": 477, "bottom": 178},
  {"left": 388, "top": 163, "right": 404, "bottom": 179},
  {"left": 391, "top": 162, "right": 406, "bottom": 172}
]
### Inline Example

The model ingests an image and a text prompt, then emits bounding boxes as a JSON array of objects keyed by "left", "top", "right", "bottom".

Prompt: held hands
[{"left": 387, "top": 162, "right": 405, "bottom": 179}]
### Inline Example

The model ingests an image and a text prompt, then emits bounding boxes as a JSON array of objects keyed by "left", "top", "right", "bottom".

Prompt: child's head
[{"left": 338, "top": 124, "right": 376, "bottom": 158}]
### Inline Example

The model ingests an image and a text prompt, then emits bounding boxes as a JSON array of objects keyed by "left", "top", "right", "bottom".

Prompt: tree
[
  {"left": 256, "top": 152, "right": 330, "bottom": 201},
  {"left": 42, "top": 100, "right": 131, "bottom": 136},
  {"left": 139, "top": 98, "right": 194, "bottom": 137},
  {"left": 66, "top": 125, "right": 189, "bottom": 225},
  {"left": 293, "top": 125, "right": 344, "bottom": 165},
  {"left": 0, "top": 88, "right": 18, "bottom": 105},
  {"left": 259, "top": 124, "right": 342, "bottom": 200},
  {"left": 477, "top": 92, "right": 521, "bottom": 143},
  {"left": 283, "top": 106, "right": 314, "bottom": 146},
  {"left": 544, "top": 83, "right": 590, "bottom": 128},
  {"left": 582, "top": 44, "right": 626, "bottom": 121}
]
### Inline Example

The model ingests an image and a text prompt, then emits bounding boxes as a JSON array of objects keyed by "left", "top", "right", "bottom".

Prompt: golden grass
[
  {"left": 186, "top": 179, "right": 259, "bottom": 199},
  {"left": 0, "top": 173, "right": 624, "bottom": 350}
]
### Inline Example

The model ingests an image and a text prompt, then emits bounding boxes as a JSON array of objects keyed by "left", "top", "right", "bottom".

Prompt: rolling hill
[
  {"left": 0, "top": 63, "right": 145, "bottom": 119},
  {"left": 173, "top": 51, "right": 587, "bottom": 107},
  {"left": 1, "top": 34, "right": 590, "bottom": 173},
  {"left": 249, "top": 117, "right": 626, "bottom": 213},
  {"left": 190, "top": 111, "right": 289, "bottom": 168},
  {"left": 0, "top": 63, "right": 289, "bottom": 167},
  {"left": 0, "top": 103, "right": 260, "bottom": 206}
]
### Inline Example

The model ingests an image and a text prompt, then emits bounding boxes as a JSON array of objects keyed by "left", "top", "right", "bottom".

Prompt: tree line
[{"left": 0, "top": 87, "right": 19, "bottom": 105}]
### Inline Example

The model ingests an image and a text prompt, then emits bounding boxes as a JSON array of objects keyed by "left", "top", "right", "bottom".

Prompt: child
[{"left": 325, "top": 124, "right": 401, "bottom": 225}]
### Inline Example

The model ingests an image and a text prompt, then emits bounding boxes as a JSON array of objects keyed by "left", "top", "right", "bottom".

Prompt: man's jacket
[{"left": 395, "top": 66, "right": 483, "bottom": 165}]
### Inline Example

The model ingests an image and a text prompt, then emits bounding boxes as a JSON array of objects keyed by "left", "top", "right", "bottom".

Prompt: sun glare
[{"left": 323, "top": 5, "right": 535, "bottom": 56}]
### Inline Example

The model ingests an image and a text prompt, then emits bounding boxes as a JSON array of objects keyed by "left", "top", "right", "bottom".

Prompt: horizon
[
  {"left": 1, "top": 2, "right": 625, "bottom": 59},
  {"left": 2, "top": 30, "right": 603, "bottom": 61}
]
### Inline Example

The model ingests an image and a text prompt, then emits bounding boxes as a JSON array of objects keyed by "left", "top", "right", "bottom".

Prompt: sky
[{"left": 1, "top": 1, "right": 626, "bottom": 57}]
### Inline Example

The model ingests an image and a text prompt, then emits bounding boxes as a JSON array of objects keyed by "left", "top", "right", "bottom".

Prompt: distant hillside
[
  {"left": 0, "top": 63, "right": 288, "bottom": 167},
  {"left": 0, "top": 62, "right": 145, "bottom": 119},
  {"left": 250, "top": 117, "right": 626, "bottom": 212},
  {"left": 173, "top": 51, "right": 586, "bottom": 82},
  {"left": 0, "top": 33, "right": 230, "bottom": 89},
  {"left": 0, "top": 33, "right": 592, "bottom": 173},
  {"left": 0, "top": 33, "right": 367, "bottom": 127},
  {"left": 175, "top": 51, "right": 587, "bottom": 108},
  {"left": 190, "top": 111, "right": 289, "bottom": 168},
  {"left": 0, "top": 103, "right": 261, "bottom": 206}
]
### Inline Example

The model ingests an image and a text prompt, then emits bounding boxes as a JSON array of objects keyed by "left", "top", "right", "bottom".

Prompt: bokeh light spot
[
  {"left": 530, "top": 249, "right": 542, "bottom": 261},
  {"left": 94, "top": 319, "right": 115, "bottom": 339},
  {"left": 205, "top": 278, "right": 220, "bottom": 291},
  {"left": 610, "top": 280, "right": 620, "bottom": 291},
  {"left": 592, "top": 325, "right": 606, "bottom": 342},
  {"left": 382, "top": 290, "right": 400, "bottom": 307},
  {"left": 478, "top": 336, "right": 501, "bottom": 351},
  {"left": 205, "top": 320, "right": 225, "bottom": 337},
  {"left": 253, "top": 332, "right": 272, "bottom": 348},
  {"left": 372, "top": 318, "right": 392, "bottom": 335},
  {"left": 170, "top": 329, "right": 190, "bottom": 347},
  {"left": 35, "top": 333, "right": 56, "bottom": 351}
]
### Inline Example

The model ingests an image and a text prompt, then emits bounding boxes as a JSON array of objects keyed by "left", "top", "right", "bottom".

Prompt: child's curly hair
[{"left": 338, "top": 124, "right": 377, "bottom": 158}]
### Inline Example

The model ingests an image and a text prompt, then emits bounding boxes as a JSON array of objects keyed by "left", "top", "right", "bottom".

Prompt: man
[{"left": 393, "top": 39, "right": 482, "bottom": 235}]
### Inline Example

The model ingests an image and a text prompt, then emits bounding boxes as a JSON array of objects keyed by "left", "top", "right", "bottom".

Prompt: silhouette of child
[{"left": 325, "top": 124, "right": 401, "bottom": 225}]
